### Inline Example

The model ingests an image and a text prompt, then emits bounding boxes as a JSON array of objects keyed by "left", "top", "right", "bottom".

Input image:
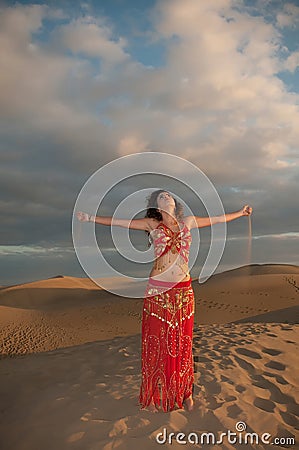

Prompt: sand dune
[
  {"left": 213, "top": 263, "right": 299, "bottom": 277},
  {"left": 0, "top": 264, "right": 298, "bottom": 449},
  {"left": 0, "top": 264, "right": 298, "bottom": 356}
]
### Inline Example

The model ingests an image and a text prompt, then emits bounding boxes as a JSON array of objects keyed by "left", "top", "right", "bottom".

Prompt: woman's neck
[{"left": 161, "top": 211, "right": 179, "bottom": 228}]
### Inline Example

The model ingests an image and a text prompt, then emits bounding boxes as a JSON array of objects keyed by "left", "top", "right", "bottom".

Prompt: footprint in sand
[
  {"left": 252, "top": 374, "right": 294, "bottom": 405},
  {"left": 227, "top": 403, "right": 243, "bottom": 418},
  {"left": 262, "top": 348, "right": 282, "bottom": 356},
  {"left": 279, "top": 411, "right": 299, "bottom": 428},
  {"left": 234, "top": 355, "right": 256, "bottom": 373},
  {"left": 208, "top": 397, "right": 225, "bottom": 411},
  {"left": 263, "top": 371, "right": 289, "bottom": 386},
  {"left": 220, "top": 375, "right": 230, "bottom": 382},
  {"left": 235, "top": 348, "right": 262, "bottom": 359},
  {"left": 213, "top": 344, "right": 223, "bottom": 351},
  {"left": 287, "top": 402, "right": 299, "bottom": 417},
  {"left": 270, "top": 385, "right": 296, "bottom": 406},
  {"left": 225, "top": 395, "right": 237, "bottom": 401},
  {"left": 208, "top": 351, "right": 222, "bottom": 360},
  {"left": 196, "top": 356, "right": 210, "bottom": 363},
  {"left": 254, "top": 397, "right": 276, "bottom": 412},
  {"left": 264, "top": 361, "right": 286, "bottom": 371},
  {"left": 235, "top": 384, "right": 246, "bottom": 393},
  {"left": 275, "top": 375, "right": 289, "bottom": 386}
]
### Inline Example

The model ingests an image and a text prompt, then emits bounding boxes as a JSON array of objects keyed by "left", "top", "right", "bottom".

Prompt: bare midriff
[
  {"left": 149, "top": 221, "right": 192, "bottom": 283},
  {"left": 149, "top": 255, "right": 191, "bottom": 282}
]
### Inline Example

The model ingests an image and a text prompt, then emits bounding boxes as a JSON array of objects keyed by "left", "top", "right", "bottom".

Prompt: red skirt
[{"left": 139, "top": 277, "right": 195, "bottom": 412}]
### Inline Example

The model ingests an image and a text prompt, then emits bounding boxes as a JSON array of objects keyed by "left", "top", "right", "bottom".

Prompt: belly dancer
[{"left": 77, "top": 190, "right": 252, "bottom": 413}]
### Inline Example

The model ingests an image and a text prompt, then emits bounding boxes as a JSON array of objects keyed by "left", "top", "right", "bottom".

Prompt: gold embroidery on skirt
[
  {"left": 140, "top": 282, "right": 195, "bottom": 412},
  {"left": 143, "top": 286, "right": 194, "bottom": 328}
]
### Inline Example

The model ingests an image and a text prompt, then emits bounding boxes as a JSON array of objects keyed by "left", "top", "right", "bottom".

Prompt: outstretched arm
[
  {"left": 185, "top": 205, "right": 252, "bottom": 229},
  {"left": 76, "top": 211, "right": 154, "bottom": 231}
]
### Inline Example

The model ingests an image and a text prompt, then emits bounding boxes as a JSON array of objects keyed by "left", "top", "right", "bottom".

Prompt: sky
[{"left": 0, "top": 0, "right": 299, "bottom": 286}]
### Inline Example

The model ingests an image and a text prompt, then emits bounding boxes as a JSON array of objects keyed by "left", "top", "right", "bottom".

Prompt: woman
[{"left": 77, "top": 190, "right": 252, "bottom": 413}]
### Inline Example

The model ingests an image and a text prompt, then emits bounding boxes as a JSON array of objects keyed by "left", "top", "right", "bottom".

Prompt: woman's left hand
[
  {"left": 241, "top": 205, "right": 253, "bottom": 216},
  {"left": 77, "top": 211, "right": 90, "bottom": 222}
]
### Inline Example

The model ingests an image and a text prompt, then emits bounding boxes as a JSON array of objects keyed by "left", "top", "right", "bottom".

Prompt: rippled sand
[{"left": 0, "top": 264, "right": 298, "bottom": 449}]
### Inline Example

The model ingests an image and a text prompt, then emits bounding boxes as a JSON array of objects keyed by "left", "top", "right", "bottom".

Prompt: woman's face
[{"left": 156, "top": 191, "right": 176, "bottom": 211}]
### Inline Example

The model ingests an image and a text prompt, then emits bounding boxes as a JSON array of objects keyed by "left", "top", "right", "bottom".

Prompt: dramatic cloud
[{"left": 0, "top": 0, "right": 298, "bottom": 284}]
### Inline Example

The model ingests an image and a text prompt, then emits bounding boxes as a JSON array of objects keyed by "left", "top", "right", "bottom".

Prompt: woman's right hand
[
  {"left": 241, "top": 205, "right": 253, "bottom": 216},
  {"left": 77, "top": 211, "right": 90, "bottom": 222}
]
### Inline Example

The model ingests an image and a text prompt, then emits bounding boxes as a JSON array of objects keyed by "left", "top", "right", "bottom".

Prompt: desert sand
[{"left": 0, "top": 264, "right": 298, "bottom": 449}]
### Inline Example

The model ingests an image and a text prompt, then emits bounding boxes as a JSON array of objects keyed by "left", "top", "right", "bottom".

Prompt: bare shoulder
[
  {"left": 183, "top": 215, "right": 196, "bottom": 229},
  {"left": 146, "top": 218, "right": 160, "bottom": 232},
  {"left": 129, "top": 217, "right": 159, "bottom": 232}
]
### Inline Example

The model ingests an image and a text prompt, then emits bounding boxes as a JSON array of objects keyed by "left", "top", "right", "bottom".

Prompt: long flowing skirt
[{"left": 139, "top": 277, "right": 195, "bottom": 412}]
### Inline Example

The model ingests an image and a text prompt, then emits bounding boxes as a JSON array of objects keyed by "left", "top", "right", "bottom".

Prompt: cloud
[
  {"left": 276, "top": 2, "right": 299, "bottom": 28},
  {"left": 283, "top": 51, "right": 299, "bottom": 72},
  {"left": 0, "top": 0, "right": 298, "bottom": 276},
  {"left": 53, "top": 16, "right": 129, "bottom": 64},
  {"left": 0, "top": 4, "right": 72, "bottom": 121},
  {"left": 118, "top": 134, "right": 150, "bottom": 156}
]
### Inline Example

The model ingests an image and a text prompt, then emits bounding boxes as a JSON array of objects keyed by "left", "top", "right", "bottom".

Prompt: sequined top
[{"left": 150, "top": 222, "right": 192, "bottom": 264}]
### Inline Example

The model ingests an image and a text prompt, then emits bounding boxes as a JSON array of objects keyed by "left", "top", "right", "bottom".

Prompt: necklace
[{"left": 161, "top": 221, "right": 181, "bottom": 233}]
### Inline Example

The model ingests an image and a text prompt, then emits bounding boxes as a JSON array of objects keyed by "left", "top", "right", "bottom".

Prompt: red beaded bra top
[{"left": 150, "top": 222, "right": 192, "bottom": 272}]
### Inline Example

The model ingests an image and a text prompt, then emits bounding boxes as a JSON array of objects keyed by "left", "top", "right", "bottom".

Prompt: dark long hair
[{"left": 145, "top": 189, "right": 184, "bottom": 246}]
